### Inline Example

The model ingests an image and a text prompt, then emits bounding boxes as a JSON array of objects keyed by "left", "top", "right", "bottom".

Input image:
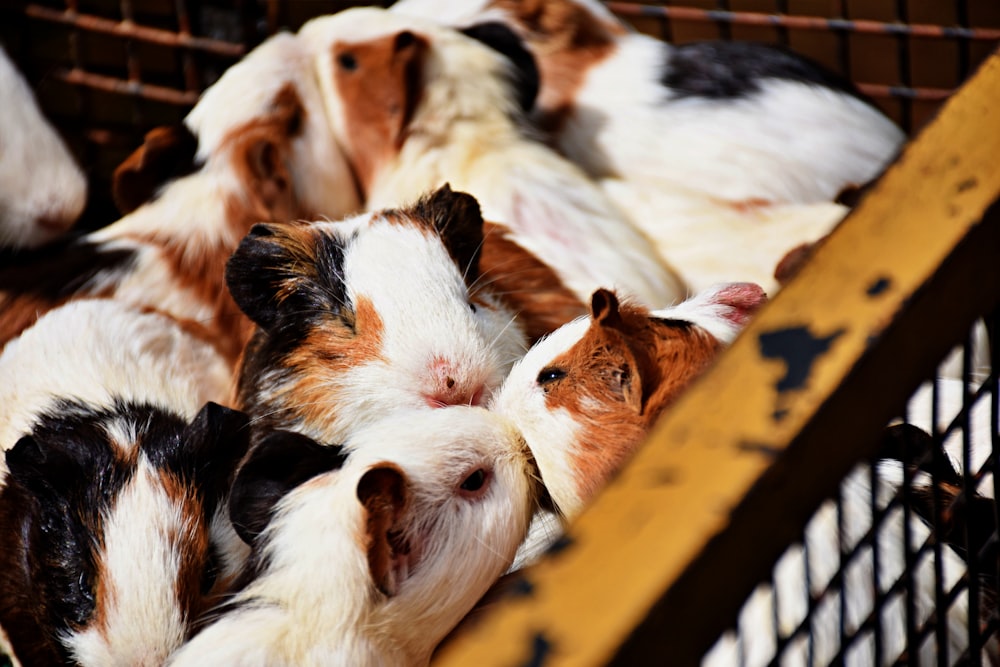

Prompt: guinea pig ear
[
  {"left": 414, "top": 184, "right": 485, "bottom": 286},
  {"left": 112, "top": 124, "right": 200, "bottom": 215},
  {"left": 234, "top": 134, "right": 296, "bottom": 223},
  {"left": 146, "top": 402, "right": 252, "bottom": 505},
  {"left": 460, "top": 22, "right": 540, "bottom": 112},
  {"left": 591, "top": 289, "right": 645, "bottom": 412},
  {"left": 591, "top": 288, "right": 623, "bottom": 328},
  {"left": 356, "top": 463, "right": 409, "bottom": 597},
  {"left": 228, "top": 430, "right": 349, "bottom": 545}
]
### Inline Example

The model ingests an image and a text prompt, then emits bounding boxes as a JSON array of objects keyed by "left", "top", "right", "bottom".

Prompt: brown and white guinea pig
[
  {"left": 491, "top": 282, "right": 766, "bottom": 523},
  {"left": 0, "top": 300, "right": 251, "bottom": 667},
  {"left": 390, "top": 0, "right": 905, "bottom": 208},
  {"left": 228, "top": 186, "right": 539, "bottom": 448},
  {"left": 0, "top": 31, "right": 359, "bottom": 365},
  {"left": 168, "top": 406, "right": 539, "bottom": 667},
  {"left": 0, "top": 45, "right": 87, "bottom": 249},
  {"left": 297, "top": 6, "right": 688, "bottom": 308}
]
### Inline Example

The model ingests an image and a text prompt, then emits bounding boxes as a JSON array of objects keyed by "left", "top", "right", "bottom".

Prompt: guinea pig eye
[
  {"left": 459, "top": 468, "right": 490, "bottom": 499},
  {"left": 469, "top": 302, "right": 477, "bottom": 314},
  {"left": 536, "top": 367, "right": 566, "bottom": 386},
  {"left": 337, "top": 52, "right": 358, "bottom": 72}
]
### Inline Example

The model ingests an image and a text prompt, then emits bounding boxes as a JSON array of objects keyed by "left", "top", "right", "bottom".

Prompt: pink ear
[{"left": 705, "top": 282, "right": 767, "bottom": 327}]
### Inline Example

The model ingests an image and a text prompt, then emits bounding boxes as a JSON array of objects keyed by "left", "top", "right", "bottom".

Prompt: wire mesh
[{"left": 703, "top": 315, "right": 999, "bottom": 665}]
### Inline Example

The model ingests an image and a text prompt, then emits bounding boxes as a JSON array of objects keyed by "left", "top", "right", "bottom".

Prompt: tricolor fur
[
  {"left": 0, "top": 32, "right": 359, "bottom": 366},
  {"left": 169, "top": 407, "right": 538, "bottom": 667},
  {"left": 391, "top": 0, "right": 904, "bottom": 205},
  {"left": 228, "top": 187, "right": 529, "bottom": 448},
  {"left": 297, "top": 7, "right": 687, "bottom": 308},
  {"left": 389, "top": 0, "right": 900, "bottom": 293},
  {"left": 492, "top": 282, "right": 766, "bottom": 521},
  {"left": 0, "top": 45, "right": 87, "bottom": 249},
  {"left": 0, "top": 301, "right": 251, "bottom": 666}
]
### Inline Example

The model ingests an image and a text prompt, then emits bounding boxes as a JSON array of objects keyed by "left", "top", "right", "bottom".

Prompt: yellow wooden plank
[{"left": 434, "top": 48, "right": 1000, "bottom": 667}]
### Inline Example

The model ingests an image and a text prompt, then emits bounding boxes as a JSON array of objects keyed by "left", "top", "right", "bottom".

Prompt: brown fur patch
[
  {"left": 122, "top": 85, "right": 310, "bottom": 367},
  {"left": 280, "top": 295, "right": 385, "bottom": 428},
  {"left": 158, "top": 472, "right": 216, "bottom": 628},
  {"left": 357, "top": 464, "right": 409, "bottom": 597},
  {"left": 480, "top": 221, "right": 585, "bottom": 343},
  {"left": 331, "top": 32, "right": 428, "bottom": 198},
  {"left": 113, "top": 125, "right": 199, "bottom": 215},
  {"left": 491, "top": 0, "right": 621, "bottom": 135},
  {"left": 541, "top": 294, "right": 723, "bottom": 502}
]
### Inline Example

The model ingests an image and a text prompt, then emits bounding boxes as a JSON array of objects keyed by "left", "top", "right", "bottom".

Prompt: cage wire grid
[
  {"left": 703, "top": 316, "right": 1000, "bottom": 666},
  {"left": 1, "top": 1, "right": 999, "bottom": 665}
]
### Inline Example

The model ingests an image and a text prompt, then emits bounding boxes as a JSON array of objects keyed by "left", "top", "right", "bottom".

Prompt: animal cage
[{"left": 1, "top": 0, "right": 999, "bottom": 665}]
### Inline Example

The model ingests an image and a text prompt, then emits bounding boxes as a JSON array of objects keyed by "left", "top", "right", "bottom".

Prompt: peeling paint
[
  {"left": 545, "top": 534, "right": 574, "bottom": 556},
  {"left": 866, "top": 277, "right": 891, "bottom": 297},
  {"left": 736, "top": 441, "right": 783, "bottom": 458},
  {"left": 759, "top": 326, "right": 846, "bottom": 392},
  {"left": 958, "top": 177, "right": 978, "bottom": 192},
  {"left": 520, "top": 632, "right": 553, "bottom": 667}
]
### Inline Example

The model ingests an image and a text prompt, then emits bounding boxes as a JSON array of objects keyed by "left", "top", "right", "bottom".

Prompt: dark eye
[
  {"left": 536, "top": 367, "right": 566, "bottom": 385},
  {"left": 460, "top": 468, "right": 488, "bottom": 492},
  {"left": 469, "top": 302, "right": 477, "bottom": 313},
  {"left": 338, "top": 52, "right": 358, "bottom": 71}
]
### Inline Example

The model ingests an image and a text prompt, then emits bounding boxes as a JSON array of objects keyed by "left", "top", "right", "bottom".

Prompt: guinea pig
[
  {"left": 0, "top": 45, "right": 87, "bottom": 249},
  {"left": 0, "top": 300, "right": 251, "bottom": 666},
  {"left": 491, "top": 282, "right": 767, "bottom": 522},
  {"left": 0, "top": 31, "right": 359, "bottom": 365},
  {"left": 387, "top": 0, "right": 900, "bottom": 293},
  {"left": 390, "top": 0, "right": 904, "bottom": 207},
  {"left": 297, "top": 6, "right": 688, "bottom": 308},
  {"left": 227, "top": 186, "right": 533, "bottom": 448},
  {"left": 168, "top": 406, "right": 539, "bottom": 667}
]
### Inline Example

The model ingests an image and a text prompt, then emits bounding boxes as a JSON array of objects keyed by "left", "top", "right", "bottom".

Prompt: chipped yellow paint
[{"left": 434, "top": 49, "right": 1000, "bottom": 667}]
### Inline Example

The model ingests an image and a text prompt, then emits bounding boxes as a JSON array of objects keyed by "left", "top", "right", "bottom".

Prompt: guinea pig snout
[{"left": 422, "top": 356, "right": 485, "bottom": 408}]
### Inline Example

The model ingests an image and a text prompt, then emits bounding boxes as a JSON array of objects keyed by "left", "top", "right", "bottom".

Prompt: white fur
[
  {"left": 168, "top": 407, "right": 536, "bottom": 667},
  {"left": 185, "top": 32, "right": 359, "bottom": 221},
  {"left": 298, "top": 8, "right": 688, "bottom": 308},
  {"left": 0, "top": 625, "right": 22, "bottom": 667},
  {"left": 246, "top": 212, "right": 528, "bottom": 445},
  {"left": 570, "top": 38, "right": 904, "bottom": 204},
  {"left": 703, "top": 462, "right": 973, "bottom": 666},
  {"left": 0, "top": 45, "right": 87, "bottom": 248},
  {"left": 62, "top": 458, "right": 198, "bottom": 667},
  {"left": 599, "top": 178, "right": 849, "bottom": 295},
  {"left": 0, "top": 300, "right": 231, "bottom": 457}
]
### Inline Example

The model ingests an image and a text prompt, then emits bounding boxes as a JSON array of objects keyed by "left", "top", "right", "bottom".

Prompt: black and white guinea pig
[
  {"left": 0, "top": 45, "right": 87, "bottom": 249},
  {"left": 168, "top": 406, "right": 539, "bottom": 667},
  {"left": 0, "top": 300, "right": 251, "bottom": 667},
  {"left": 227, "top": 185, "right": 532, "bottom": 447},
  {"left": 492, "top": 282, "right": 767, "bottom": 523}
]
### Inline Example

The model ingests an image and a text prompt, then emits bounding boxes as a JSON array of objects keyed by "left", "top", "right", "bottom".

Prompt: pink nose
[{"left": 423, "top": 358, "right": 485, "bottom": 408}]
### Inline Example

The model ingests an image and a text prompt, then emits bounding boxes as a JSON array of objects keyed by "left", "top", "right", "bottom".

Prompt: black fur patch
[
  {"left": 461, "top": 22, "right": 540, "bottom": 113},
  {"left": 410, "top": 184, "right": 484, "bottom": 289},
  {"left": 225, "top": 223, "right": 350, "bottom": 337},
  {"left": 663, "top": 41, "right": 861, "bottom": 102},
  {"left": 0, "top": 234, "right": 137, "bottom": 301},
  {"left": 229, "top": 429, "right": 350, "bottom": 546},
  {"left": 0, "top": 399, "right": 248, "bottom": 662}
]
